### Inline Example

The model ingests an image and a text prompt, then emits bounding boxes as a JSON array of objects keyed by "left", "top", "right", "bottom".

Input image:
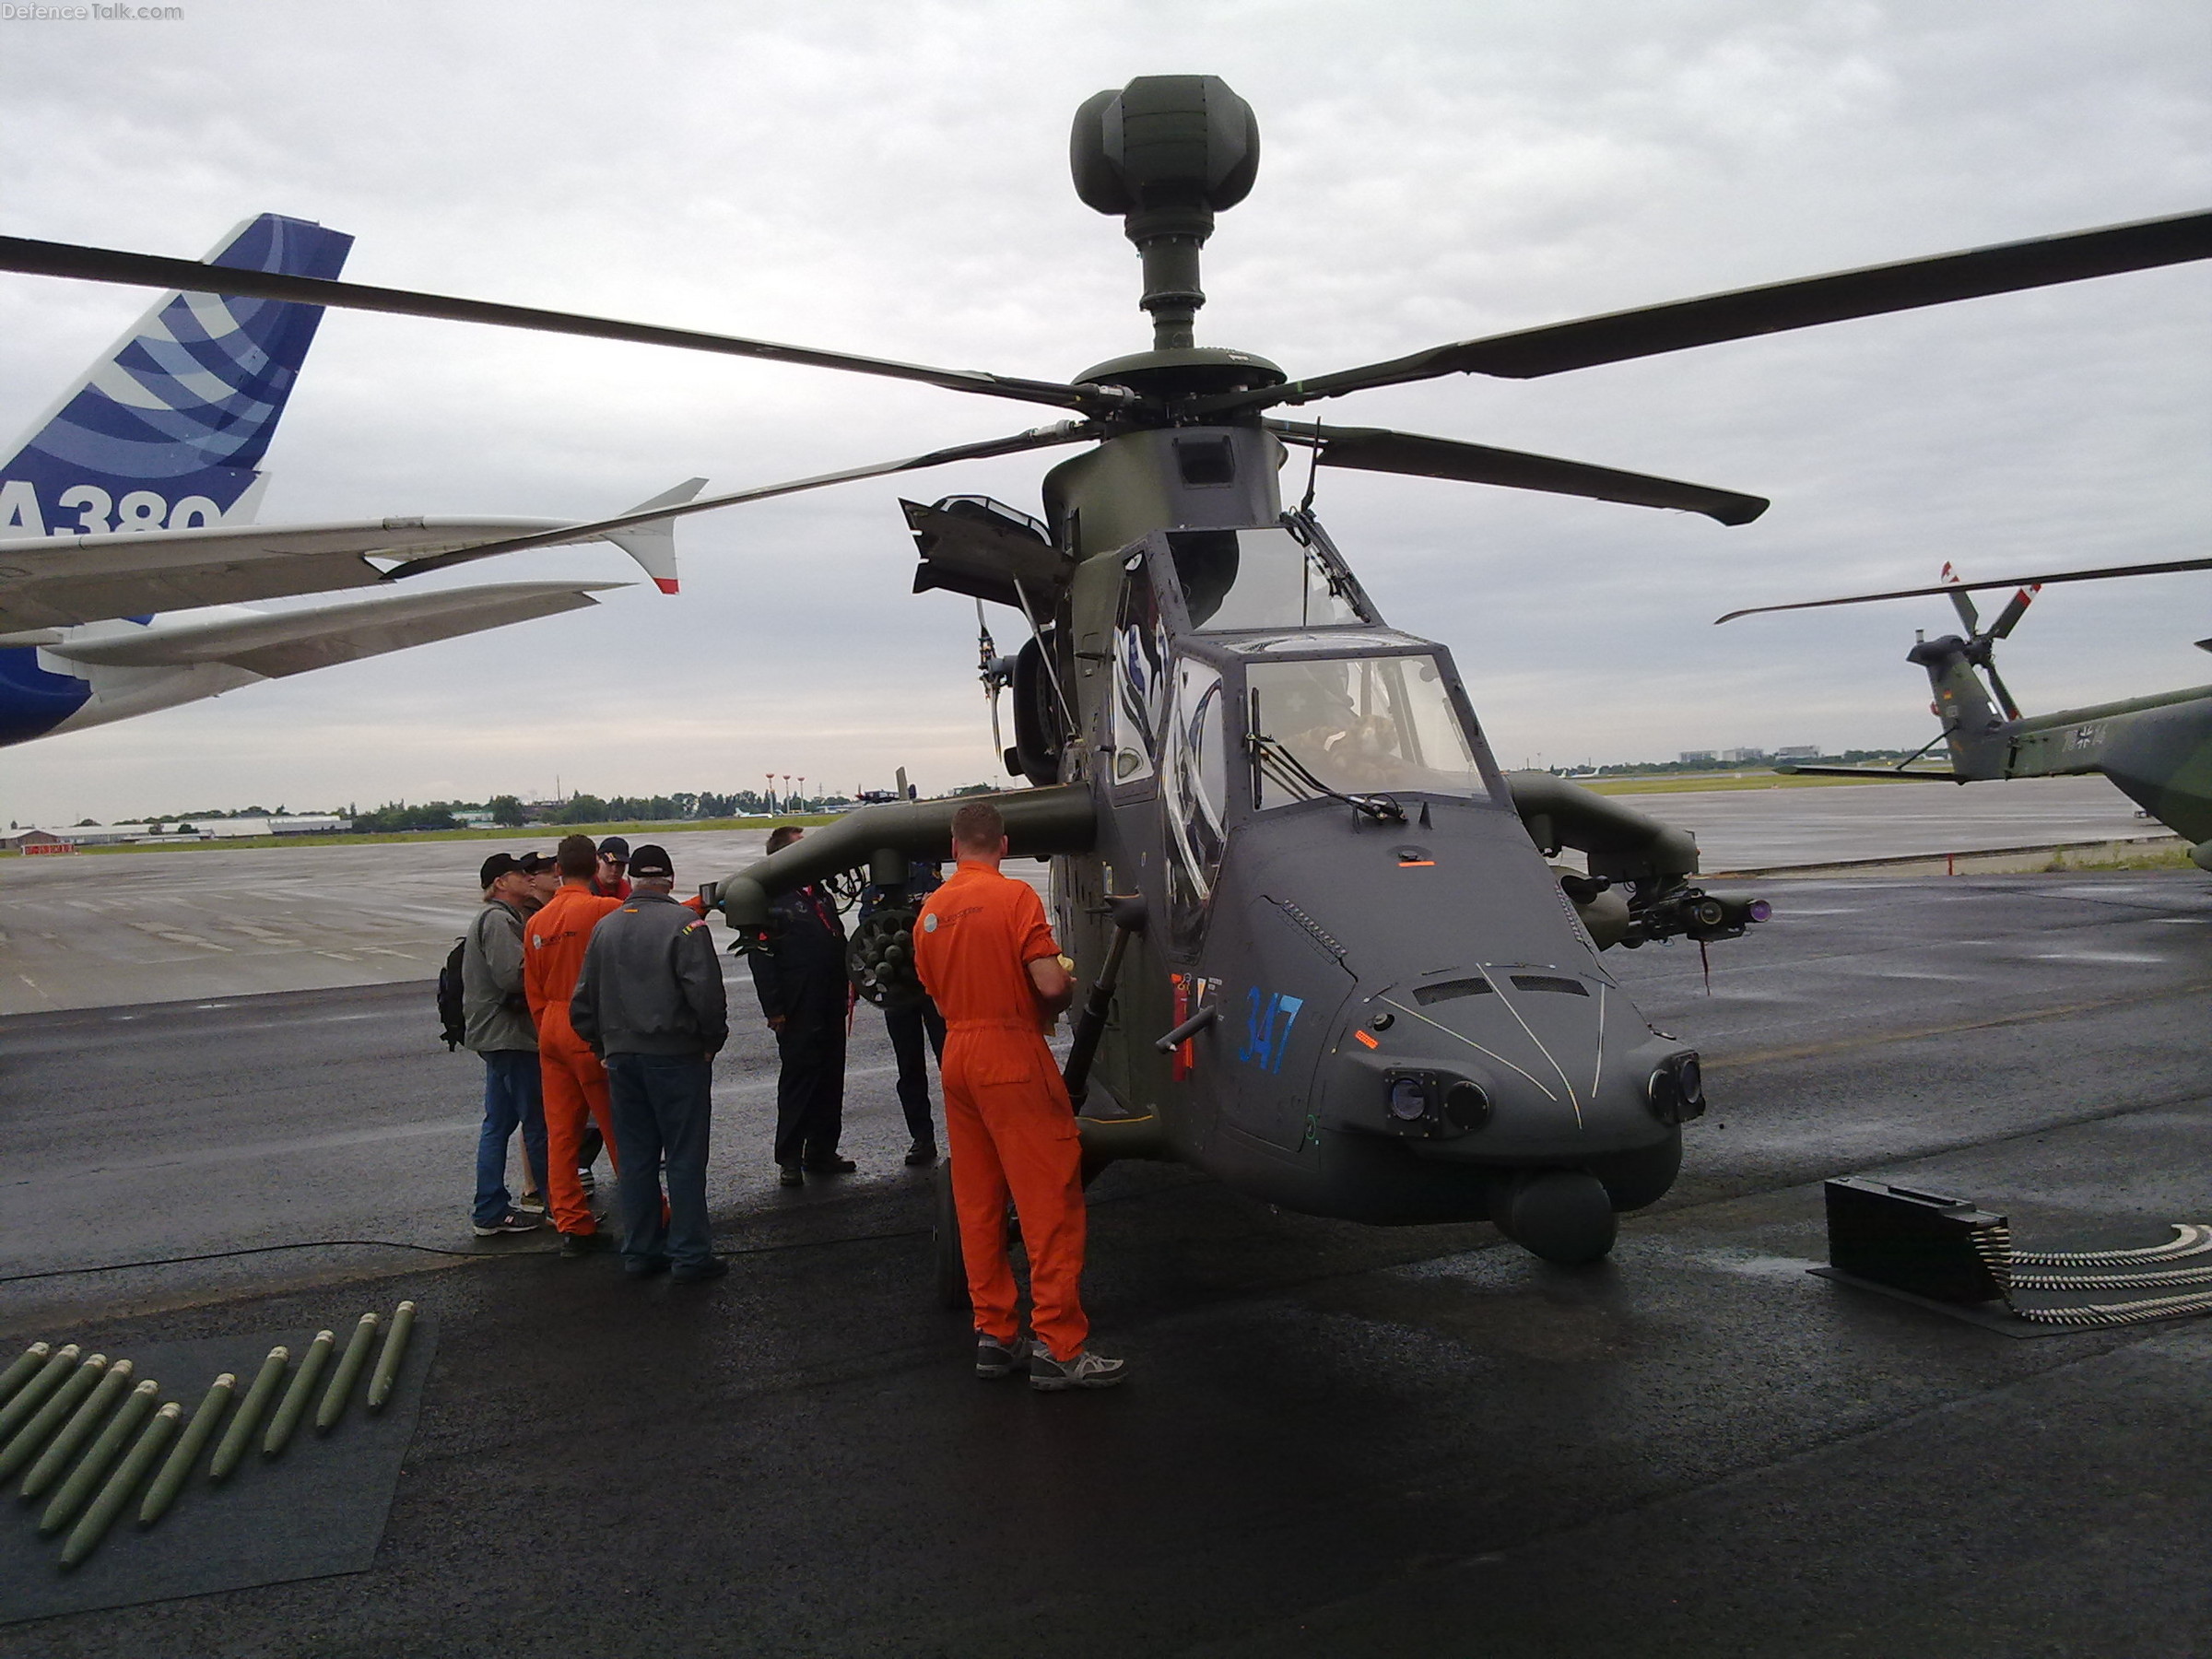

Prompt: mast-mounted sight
[{"left": 1072, "top": 75, "right": 1259, "bottom": 351}]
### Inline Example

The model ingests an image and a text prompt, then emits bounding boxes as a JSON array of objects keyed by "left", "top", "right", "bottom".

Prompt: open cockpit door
[{"left": 903, "top": 495, "right": 1069, "bottom": 609}]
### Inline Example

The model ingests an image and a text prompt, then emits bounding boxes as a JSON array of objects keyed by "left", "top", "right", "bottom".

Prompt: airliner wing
[
  {"left": 42, "top": 580, "right": 626, "bottom": 679},
  {"left": 0, "top": 491, "right": 699, "bottom": 630}
]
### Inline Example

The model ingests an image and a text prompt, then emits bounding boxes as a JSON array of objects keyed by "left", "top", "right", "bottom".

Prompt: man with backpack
[{"left": 462, "top": 852, "right": 549, "bottom": 1237}]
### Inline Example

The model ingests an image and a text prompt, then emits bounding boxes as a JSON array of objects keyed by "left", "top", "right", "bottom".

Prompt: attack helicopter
[
  {"left": 6, "top": 76, "right": 2206, "bottom": 1270},
  {"left": 1719, "top": 557, "right": 2212, "bottom": 867}
]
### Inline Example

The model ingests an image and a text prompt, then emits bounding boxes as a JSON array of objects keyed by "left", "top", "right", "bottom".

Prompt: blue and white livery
[{"left": 0, "top": 214, "right": 350, "bottom": 541}]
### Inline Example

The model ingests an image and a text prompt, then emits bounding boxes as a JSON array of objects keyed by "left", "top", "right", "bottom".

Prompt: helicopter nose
[{"left": 1327, "top": 971, "right": 1678, "bottom": 1159}]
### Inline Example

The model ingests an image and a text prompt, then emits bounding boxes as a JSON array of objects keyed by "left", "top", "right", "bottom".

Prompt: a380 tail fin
[{"left": 0, "top": 214, "right": 352, "bottom": 539}]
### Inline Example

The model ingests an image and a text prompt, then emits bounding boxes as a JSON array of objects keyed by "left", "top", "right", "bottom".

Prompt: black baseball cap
[
  {"left": 518, "top": 851, "right": 558, "bottom": 876},
  {"left": 629, "top": 842, "right": 675, "bottom": 878},
  {"left": 480, "top": 852, "right": 525, "bottom": 886},
  {"left": 598, "top": 836, "right": 630, "bottom": 860}
]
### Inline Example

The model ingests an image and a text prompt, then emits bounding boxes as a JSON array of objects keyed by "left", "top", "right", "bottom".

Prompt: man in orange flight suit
[
  {"left": 913, "top": 800, "right": 1126, "bottom": 1391},
  {"left": 525, "top": 834, "right": 626, "bottom": 1258}
]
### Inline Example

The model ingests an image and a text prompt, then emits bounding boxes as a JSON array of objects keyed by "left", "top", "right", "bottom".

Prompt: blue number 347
[{"left": 1241, "top": 988, "right": 1304, "bottom": 1075}]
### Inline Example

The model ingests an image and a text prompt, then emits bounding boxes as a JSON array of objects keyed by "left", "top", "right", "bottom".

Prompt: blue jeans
[
  {"left": 475, "top": 1050, "right": 548, "bottom": 1227},
  {"left": 606, "top": 1052, "right": 714, "bottom": 1270}
]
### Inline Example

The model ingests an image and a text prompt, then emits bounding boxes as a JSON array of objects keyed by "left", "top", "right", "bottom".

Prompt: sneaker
[
  {"left": 472, "top": 1209, "right": 543, "bottom": 1237},
  {"left": 803, "top": 1156, "right": 857, "bottom": 1174},
  {"left": 974, "top": 1333, "right": 1030, "bottom": 1379},
  {"left": 904, "top": 1140, "right": 939, "bottom": 1167},
  {"left": 623, "top": 1254, "right": 670, "bottom": 1278},
  {"left": 671, "top": 1257, "right": 729, "bottom": 1283},
  {"left": 1029, "top": 1347, "right": 1127, "bottom": 1391},
  {"left": 557, "top": 1230, "right": 613, "bottom": 1258},
  {"left": 515, "top": 1192, "right": 547, "bottom": 1214},
  {"left": 778, "top": 1164, "right": 806, "bottom": 1188},
  {"left": 578, "top": 1166, "right": 596, "bottom": 1195}
]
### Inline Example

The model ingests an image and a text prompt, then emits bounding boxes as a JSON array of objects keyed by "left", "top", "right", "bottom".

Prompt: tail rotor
[{"left": 1941, "top": 563, "right": 2040, "bottom": 722}]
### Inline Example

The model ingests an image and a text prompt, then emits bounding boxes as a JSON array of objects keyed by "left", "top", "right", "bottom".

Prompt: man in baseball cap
[
  {"left": 593, "top": 836, "right": 632, "bottom": 900},
  {"left": 571, "top": 842, "right": 729, "bottom": 1281},
  {"left": 518, "top": 850, "right": 560, "bottom": 912}
]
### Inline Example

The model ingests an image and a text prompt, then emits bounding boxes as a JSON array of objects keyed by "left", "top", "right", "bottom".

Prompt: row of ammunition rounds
[{"left": 0, "top": 1301, "right": 416, "bottom": 1571}]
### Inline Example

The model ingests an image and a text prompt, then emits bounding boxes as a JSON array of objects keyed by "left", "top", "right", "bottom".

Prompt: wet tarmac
[{"left": 1, "top": 872, "right": 2206, "bottom": 1654}]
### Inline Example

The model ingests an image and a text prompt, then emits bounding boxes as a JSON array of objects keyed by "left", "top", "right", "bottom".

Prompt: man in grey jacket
[
  {"left": 571, "top": 842, "right": 729, "bottom": 1281},
  {"left": 464, "top": 852, "right": 549, "bottom": 1237}
]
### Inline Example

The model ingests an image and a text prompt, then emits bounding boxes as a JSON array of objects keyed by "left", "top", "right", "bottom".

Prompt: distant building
[
  {"left": 1774, "top": 745, "right": 1820, "bottom": 759},
  {"left": 202, "top": 816, "right": 347, "bottom": 838},
  {"left": 1719, "top": 747, "right": 1770, "bottom": 763},
  {"left": 5, "top": 815, "right": 347, "bottom": 849},
  {"left": 0, "top": 829, "right": 72, "bottom": 852},
  {"left": 1677, "top": 750, "right": 1716, "bottom": 764},
  {"left": 48, "top": 825, "right": 155, "bottom": 846}
]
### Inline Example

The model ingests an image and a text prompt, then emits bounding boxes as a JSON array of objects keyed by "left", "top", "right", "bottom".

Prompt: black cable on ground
[{"left": 0, "top": 1239, "right": 492, "bottom": 1284}]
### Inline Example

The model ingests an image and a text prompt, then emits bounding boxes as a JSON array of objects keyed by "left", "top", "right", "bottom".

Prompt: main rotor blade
[
  {"left": 1209, "top": 210, "right": 2212, "bottom": 412},
  {"left": 0, "top": 234, "right": 1125, "bottom": 417},
  {"left": 1715, "top": 555, "right": 2212, "bottom": 623},
  {"left": 1269, "top": 421, "right": 1769, "bottom": 525},
  {"left": 386, "top": 422, "right": 1099, "bottom": 581}
]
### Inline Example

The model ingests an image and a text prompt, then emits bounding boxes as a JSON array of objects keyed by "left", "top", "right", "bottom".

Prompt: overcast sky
[{"left": 2, "top": 0, "right": 2206, "bottom": 823}]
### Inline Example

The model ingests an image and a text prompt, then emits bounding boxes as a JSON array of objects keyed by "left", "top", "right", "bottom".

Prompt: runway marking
[
  {"left": 1841, "top": 969, "right": 1971, "bottom": 982},
  {"left": 124, "top": 922, "right": 233, "bottom": 952},
  {"left": 2029, "top": 950, "right": 2171, "bottom": 966}
]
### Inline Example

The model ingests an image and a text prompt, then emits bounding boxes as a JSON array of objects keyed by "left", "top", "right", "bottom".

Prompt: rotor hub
[{"left": 1074, "top": 346, "right": 1285, "bottom": 405}]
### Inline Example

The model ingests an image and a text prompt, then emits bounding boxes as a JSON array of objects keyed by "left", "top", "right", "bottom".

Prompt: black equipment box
[{"left": 1823, "top": 1177, "right": 2007, "bottom": 1304}]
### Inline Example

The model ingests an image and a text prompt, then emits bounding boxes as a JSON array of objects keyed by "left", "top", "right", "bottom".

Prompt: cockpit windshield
[
  {"left": 1167, "top": 524, "right": 1366, "bottom": 631},
  {"left": 1247, "top": 653, "right": 1486, "bottom": 806}
]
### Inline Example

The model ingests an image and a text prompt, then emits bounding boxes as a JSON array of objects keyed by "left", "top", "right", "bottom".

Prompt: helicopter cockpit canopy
[
  {"left": 1242, "top": 650, "right": 1488, "bottom": 807},
  {"left": 1138, "top": 622, "right": 1507, "bottom": 949}
]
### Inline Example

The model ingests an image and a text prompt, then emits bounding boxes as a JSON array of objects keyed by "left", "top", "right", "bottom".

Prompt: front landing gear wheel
[
  {"left": 932, "top": 1159, "right": 968, "bottom": 1311},
  {"left": 1500, "top": 1171, "right": 1618, "bottom": 1265}
]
